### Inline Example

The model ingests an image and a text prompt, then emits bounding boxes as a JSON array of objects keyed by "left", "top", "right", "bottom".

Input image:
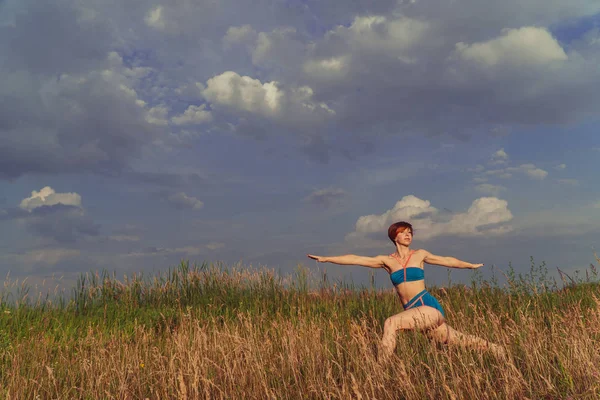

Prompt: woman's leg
[
  {"left": 427, "top": 323, "right": 506, "bottom": 357},
  {"left": 380, "top": 306, "right": 444, "bottom": 358}
]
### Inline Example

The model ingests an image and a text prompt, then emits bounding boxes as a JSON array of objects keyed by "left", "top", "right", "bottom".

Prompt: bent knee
[
  {"left": 383, "top": 317, "right": 396, "bottom": 331},
  {"left": 427, "top": 324, "right": 450, "bottom": 343}
]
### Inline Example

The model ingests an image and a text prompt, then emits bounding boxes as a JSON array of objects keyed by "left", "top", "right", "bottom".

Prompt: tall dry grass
[{"left": 1, "top": 258, "right": 599, "bottom": 399}]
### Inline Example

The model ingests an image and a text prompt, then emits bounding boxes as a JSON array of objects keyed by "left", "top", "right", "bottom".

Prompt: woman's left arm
[{"left": 421, "top": 250, "right": 483, "bottom": 269}]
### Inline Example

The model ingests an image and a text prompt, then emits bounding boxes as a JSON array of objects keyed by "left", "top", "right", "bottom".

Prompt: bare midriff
[{"left": 387, "top": 250, "right": 427, "bottom": 305}]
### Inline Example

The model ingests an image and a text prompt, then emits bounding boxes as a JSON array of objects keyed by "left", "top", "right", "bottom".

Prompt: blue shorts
[{"left": 403, "top": 289, "right": 445, "bottom": 318}]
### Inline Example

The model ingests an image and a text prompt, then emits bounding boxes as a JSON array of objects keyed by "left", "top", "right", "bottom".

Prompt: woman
[{"left": 307, "top": 221, "right": 505, "bottom": 358}]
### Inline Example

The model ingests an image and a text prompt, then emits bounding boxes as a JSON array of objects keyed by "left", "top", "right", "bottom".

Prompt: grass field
[{"left": 0, "top": 256, "right": 599, "bottom": 399}]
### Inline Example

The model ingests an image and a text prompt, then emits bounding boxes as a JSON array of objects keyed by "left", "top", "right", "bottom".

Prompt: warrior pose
[{"left": 308, "top": 221, "right": 505, "bottom": 358}]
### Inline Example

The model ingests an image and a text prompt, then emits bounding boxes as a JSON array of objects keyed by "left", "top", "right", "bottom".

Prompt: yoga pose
[{"left": 307, "top": 221, "right": 505, "bottom": 358}]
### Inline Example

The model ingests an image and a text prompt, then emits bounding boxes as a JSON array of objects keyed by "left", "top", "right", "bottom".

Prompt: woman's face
[{"left": 395, "top": 229, "right": 413, "bottom": 245}]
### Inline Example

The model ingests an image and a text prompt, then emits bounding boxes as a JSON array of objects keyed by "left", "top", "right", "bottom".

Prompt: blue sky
[{"left": 1, "top": 0, "right": 599, "bottom": 291}]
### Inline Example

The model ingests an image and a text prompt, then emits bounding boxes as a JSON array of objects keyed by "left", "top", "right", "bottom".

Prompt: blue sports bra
[{"left": 389, "top": 251, "right": 424, "bottom": 285}]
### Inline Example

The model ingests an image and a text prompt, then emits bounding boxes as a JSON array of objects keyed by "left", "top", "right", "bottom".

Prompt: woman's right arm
[{"left": 307, "top": 254, "right": 386, "bottom": 269}]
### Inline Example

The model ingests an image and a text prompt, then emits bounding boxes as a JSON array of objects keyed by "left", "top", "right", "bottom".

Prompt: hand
[
  {"left": 307, "top": 254, "right": 328, "bottom": 263},
  {"left": 471, "top": 263, "right": 484, "bottom": 269}
]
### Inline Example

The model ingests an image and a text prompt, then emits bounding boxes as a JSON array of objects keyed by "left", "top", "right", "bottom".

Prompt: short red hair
[{"left": 387, "top": 221, "right": 414, "bottom": 243}]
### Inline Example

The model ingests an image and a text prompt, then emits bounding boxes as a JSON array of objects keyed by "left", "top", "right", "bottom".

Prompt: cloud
[
  {"left": 145, "top": 6, "right": 166, "bottom": 30},
  {"left": 24, "top": 205, "right": 100, "bottom": 244},
  {"left": 201, "top": 71, "right": 334, "bottom": 138},
  {"left": 251, "top": 27, "right": 306, "bottom": 70},
  {"left": 303, "top": 56, "right": 350, "bottom": 80},
  {"left": 490, "top": 148, "right": 509, "bottom": 165},
  {"left": 1, "top": 0, "right": 112, "bottom": 77},
  {"left": 317, "top": 15, "right": 430, "bottom": 60},
  {"left": 295, "top": 12, "right": 600, "bottom": 143},
  {"left": 19, "top": 186, "right": 81, "bottom": 211},
  {"left": 0, "top": 3, "right": 155, "bottom": 180},
  {"left": 204, "top": 72, "right": 285, "bottom": 116},
  {"left": 514, "top": 164, "right": 548, "bottom": 180},
  {"left": 555, "top": 163, "right": 567, "bottom": 170},
  {"left": 166, "top": 192, "right": 204, "bottom": 210},
  {"left": 203, "top": 71, "right": 333, "bottom": 118},
  {"left": 223, "top": 25, "right": 257, "bottom": 49},
  {"left": 171, "top": 104, "right": 213, "bottom": 125},
  {"left": 305, "top": 188, "right": 347, "bottom": 208},
  {"left": 0, "top": 187, "right": 99, "bottom": 243},
  {"left": 346, "top": 195, "right": 513, "bottom": 243},
  {"left": 0, "top": 48, "right": 163, "bottom": 179},
  {"left": 484, "top": 169, "right": 514, "bottom": 179},
  {"left": 484, "top": 163, "right": 548, "bottom": 180},
  {"left": 4, "top": 0, "right": 600, "bottom": 172},
  {"left": 456, "top": 27, "right": 567, "bottom": 67}
]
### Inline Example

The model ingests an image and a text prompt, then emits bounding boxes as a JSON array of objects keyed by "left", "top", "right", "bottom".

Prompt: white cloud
[
  {"left": 456, "top": 26, "right": 567, "bottom": 67},
  {"left": 146, "top": 105, "right": 169, "bottom": 126},
  {"left": 171, "top": 104, "right": 213, "bottom": 125},
  {"left": 514, "top": 164, "right": 548, "bottom": 180},
  {"left": 555, "top": 163, "right": 567, "bottom": 170},
  {"left": 203, "top": 71, "right": 284, "bottom": 116},
  {"left": 347, "top": 195, "right": 513, "bottom": 242},
  {"left": 485, "top": 169, "right": 513, "bottom": 179},
  {"left": 490, "top": 148, "right": 509, "bottom": 164},
  {"left": 167, "top": 192, "right": 204, "bottom": 210},
  {"left": 145, "top": 6, "right": 165, "bottom": 30},
  {"left": 202, "top": 71, "right": 334, "bottom": 121},
  {"left": 484, "top": 163, "right": 548, "bottom": 180},
  {"left": 19, "top": 187, "right": 82, "bottom": 211},
  {"left": 334, "top": 15, "right": 429, "bottom": 55},
  {"left": 303, "top": 56, "right": 350, "bottom": 79},
  {"left": 304, "top": 15, "right": 429, "bottom": 81}
]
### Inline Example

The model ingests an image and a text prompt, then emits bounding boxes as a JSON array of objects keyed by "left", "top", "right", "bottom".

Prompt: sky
[{"left": 1, "top": 0, "right": 600, "bottom": 292}]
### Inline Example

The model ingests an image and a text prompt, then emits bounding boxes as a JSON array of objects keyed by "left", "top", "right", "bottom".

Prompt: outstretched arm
[
  {"left": 422, "top": 250, "right": 483, "bottom": 269},
  {"left": 307, "top": 254, "right": 385, "bottom": 269}
]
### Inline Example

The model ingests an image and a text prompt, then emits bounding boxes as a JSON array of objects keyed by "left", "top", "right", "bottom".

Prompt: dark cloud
[
  {"left": 2, "top": 0, "right": 112, "bottom": 76},
  {"left": 298, "top": 24, "right": 600, "bottom": 154},
  {"left": 0, "top": 71, "right": 163, "bottom": 179},
  {"left": 27, "top": 205, "right": 100, "bottom": 244},
  {"left": 0, "top": 204, "right": 100, "bottom": 243},
  {"left": 0, "top": 0, "right": 163, "bottom": 180}
]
